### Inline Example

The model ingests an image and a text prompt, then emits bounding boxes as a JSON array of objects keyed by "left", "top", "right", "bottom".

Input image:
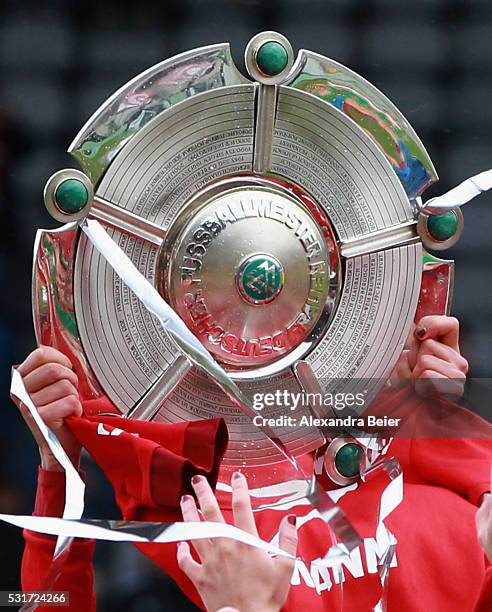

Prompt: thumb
[{"left": 278, "top": 514, "right": 298, "bottom": 558}]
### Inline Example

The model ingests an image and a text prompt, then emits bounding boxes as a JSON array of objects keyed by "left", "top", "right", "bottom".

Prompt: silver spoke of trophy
[
  {"left": 244, "top": 32, "right": 295, "bottom": 173},
  {"left": 90, "top": 194, "right": 166, "bottom": 247},
  {"left": 339, "top": 220, "right": 419, "bottom": 259},
  {"left": 128, "top": 356, "right": 191, "bottom": 420}
]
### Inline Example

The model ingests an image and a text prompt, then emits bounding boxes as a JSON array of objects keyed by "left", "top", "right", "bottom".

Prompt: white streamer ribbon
[
  {"left": 0, "top": 515, "right": 302, "bottom": 561},
  {"left": 423, "top": 168, "right": 492, "bottom": 213},
  {"left": 10, "top": 369, "right": 85, "bottom": 549}
]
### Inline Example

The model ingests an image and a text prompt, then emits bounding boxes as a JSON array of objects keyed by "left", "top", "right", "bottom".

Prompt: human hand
[
  {"left": 177, "top": 472, "right": 297, "bottom": 612},
  {"left": 392, "top": 316, "right": 468, "bottom": 400},
  {"left": 411, "top": 316, "right": 468, "bottom": 400},
  {"left": 12, "top": 346, "right": 82, "bottom": 471}
]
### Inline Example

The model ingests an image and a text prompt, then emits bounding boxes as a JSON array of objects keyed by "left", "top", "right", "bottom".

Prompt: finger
[
  {"left": 180, "top": 493, "right": 201, "bottom": 522},
  {"left": 23, "top": 363, "right": 79, "bottom": 394},
  {"left": 278, "top": 515, "right": 298, "bottom": 557},
  {"left": 231, "top": 472, "right": 258, "bottom": 536},
  {"left": 413, "top": 355, "right": 466, "bottom": 381},
  {"left": 38, "top": 397, "right": 83, "bottom": 426},
  {"left": 176, "top": 541, "right": 203, "bottom": 586},
  {"left": 191, "top": 475, "right": 225, "bottom": 523},
  {"left": 414, "top": 316, "right": 460, "bottom": 351},
  {"left": 17, "top": 346, "right": 73, "bottom": 377},
  {"left": 275, "top": 514, "right": 298, "bottom": 587},
  {"left": 180, "top": 494, "right": 210, "bottom": 559},
  {"left": 416, "top": 339, "right": 468, "bottom": 374},
  {"left": 30, "top": 380, "right": 79, "bottom": 408}
]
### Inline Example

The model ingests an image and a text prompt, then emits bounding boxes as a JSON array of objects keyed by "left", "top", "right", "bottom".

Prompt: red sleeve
[
  {"left": 66, "top": 415, "right": 228, "bottom": 520},
  {"left": 475, "top": 566, "right": 492, "bottom": 611},
  {"left": 22, "top": 468, "right": 96, "bottom": 612}
]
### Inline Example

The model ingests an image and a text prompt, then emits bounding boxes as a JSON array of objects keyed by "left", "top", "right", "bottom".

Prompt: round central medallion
[
  {"left": 158, "top": 177, "right": 339, "bottom": 371},
  {"left": 237, "top": 253, "right": 284, "bottom": 305}
]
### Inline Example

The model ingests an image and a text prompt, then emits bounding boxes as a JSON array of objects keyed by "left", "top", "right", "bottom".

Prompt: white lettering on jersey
[
  {"left": 97, "top": 423, "right": 139, "bottom": 437},
  {"left": 290, "top": 543, "right": 398, "bottom": 594},
  {"left": 310, "top": 563, "right": 333, "bottom": 592},
  {"left": 291, "top": 560, "right": 316, "bottom": 588},
  {"left": 364, "top": 537, "right": 398, "bottom": 574}
]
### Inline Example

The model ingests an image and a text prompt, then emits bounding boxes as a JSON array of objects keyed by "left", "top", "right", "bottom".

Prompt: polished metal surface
[
  {"left": 69, "top": 44, "right": 249, "bottom": 183},
  {"left": 417, "top": 208, "right": 464, "bottom": 251},
  {"left": 287, "top": 50, "right": 438, "bottom": 198},
  {"left": 43, "top": 169, "right": 94, "bottom": 223},
  {"left": 340, "top": 220, "right": 419, "bottom": 259},
  {"left": 323, "top": 437, "right": 362, "bottom": 487},
  {"left": 417, "top": 252, "right": 455, "bottom": 319},
  {"left": 152, "top": 366, "right": 324, "bottom": 466},
  {"left": 253, "top": 84, "right": 277, "bottom": 174},
  {"left": 33, "top": 32, "right": 445, "bottom": 466},
  {"left": 272, "top": 87, "right": 415, "bottom": 242},
  {"left": 244, "top": 31, "right": 294, "bottom": 86},
  {"left": 306, "top": 243, "right": 421, "bottom": 382},
  {"left": 127, "top": 355, "right": 191, "bottom": 420},
  {"left": 32, "top": 224, "right": 104, "bottom": 404},
  {"left": 90, "top": 194, "right": 166, "bottom": 247},
  {"left": 160, "top": 181, "right": 334, "bottom": 369}
]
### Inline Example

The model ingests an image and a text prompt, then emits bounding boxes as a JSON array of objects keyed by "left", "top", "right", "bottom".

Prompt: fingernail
[
  {"left": 232, "top": 471, "right": 244, "bottom": 482},
  {"left": 415, "top": 326, "right": 426, "bottom": 340},
  {"left": 180, "top": 494, "right": 193, "bottom": 505},
  {"left": 191, "top": 474, "right": 205, "bottom": 486},
  {"left": 287, "top": 514, "right": 296, "bottom": 526}
]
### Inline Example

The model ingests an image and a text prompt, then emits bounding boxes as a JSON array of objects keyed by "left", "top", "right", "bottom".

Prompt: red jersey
[{"left": 22, "top": 397, "right": 492, "bottom": 612}]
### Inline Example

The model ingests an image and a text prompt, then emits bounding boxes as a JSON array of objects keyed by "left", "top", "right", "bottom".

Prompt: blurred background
[{"left": 0, "top": 0, "right": 491, "bottom": 608}]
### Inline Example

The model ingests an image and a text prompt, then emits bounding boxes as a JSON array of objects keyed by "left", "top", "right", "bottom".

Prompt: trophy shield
[{"left": 33, "top": 32, "right": 461, "bottom": 483}]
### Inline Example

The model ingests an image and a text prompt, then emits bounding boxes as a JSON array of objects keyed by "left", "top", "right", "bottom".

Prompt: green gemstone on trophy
[
  {"left": 427, "top": 211, "right": 459, "bottom": 241},
  {"left": 239, "top": 255, "right": 284, "bottom": 304},
  {"left": 55, "top": 178, "right": 89, "bottom": 213},
  {"left": 256, "top": 41, "right": 288, "bottom": 76},
  {"left": 335, "top": 443, "right": 363, "bottom": 478}
]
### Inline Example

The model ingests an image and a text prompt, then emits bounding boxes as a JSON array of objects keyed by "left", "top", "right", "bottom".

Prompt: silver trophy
[{"left": 34, "top": 32, "right": 460, "bottom": 471}]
